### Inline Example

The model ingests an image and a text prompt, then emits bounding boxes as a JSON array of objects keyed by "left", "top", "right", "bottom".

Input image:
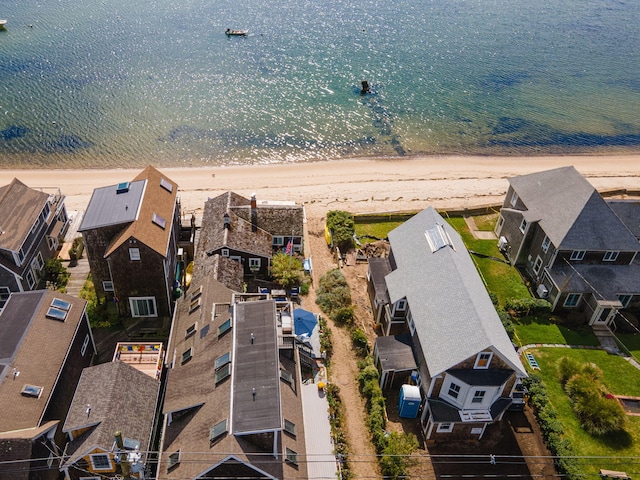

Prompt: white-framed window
[
  {"left": 221, "top": 248, "right": 229, "bottom": 257},
  {"left": 103, "top": 281, "right": 114, "bottom": 292},
  {"left": 395, "top": 299, "right": 407, "bottom": 312},
  {"left": 471, "top": 390, "right": 486, "bottom": 404},
  {"left": 285, "top": 448, "right": 299, "bottom": 465},
  {"left": 81, "top": 334, "right": 90, "bottom": 356},
  {"left": 168, "top": 450, "right": 181, "bottom": 469},
  {"left": 519, "top": 218, "right": 527, "bottom": 233},
  {"left": 130, "top": 297, "right": 157, "bottom": 317},
  {"left": 181, "top": 347, "right": 193, "bottom": 364},
  {"left": 215, "top": 363, "right": 231, "bottom": 384},
  {"left": 214, "top": 352, "right": 231, "bottom": 370},
  {"left": 25, "top": 270, "right": 36, "bottom": 289},
  {"left": 570, "top": 250, "right": 586, "bottom": 261},
  {"left": 510, "top": 191, "right": 519, "bottom": 207},
  {"left": 210, "top": 419, "right": 228, "bottom": 443},
  {"left": 48, "top": 236, "right": 58, "bottom": 251},
  {"left": 541, "top": 235, "right": 550, "bottom": 252},
  {"left": 436, "top": 422, "right": 453, "bottom": 433},
  {"left": 249, "top": 258, "right": 261, "bottom": 270},
  {"left": 185, "top": 323, "right": 197, "bottom": 338},
  {"left": 129, "top": 248, "right": 141, "bottom": 261},
  {"left": 496, "top": 215, "right": 504, "bottom": 230},
  {"left": 218, "top": 318, "right": 232, "bottom": 336},
  {"left": 30, "top": 218, "right": 40, "bottom": 236},
  {"left": 273, "top": 236, "right": 284, "bottom": 246},
  {"left": 603, "top": 251, "right": 619, "bottom": 262},
  {"left": 89, "top": 453, "right": 112, "bottom": 471},
  {"left": 33, "top": 252, "right": 45, "bottom": 271},
  {"left": 0, "top": 287, "right": 10, "bottom": 310},
  {"left": 407, "top": 310, "right": 416, "bottom": 336},
  {"left": 564, "top": 293, "right": 582, "bottom": 308},
  {"left": 280, "top": 368, "right": 293, "bottom": 384},
  {"left": 533, "top": 256, "right": 543, "bottom": 274},
  {"left": 474, "top": 352, "right": 492, "bottom": 369},
  {"left": 447, "top": 382, "right": 461, "bottom": 399},
  {"left": 284, "top": 419, "right": 296, "bottom": 437},
  {"left": 618, "top": 294, "right": 632, "bottom": 308},
  {"left": 17, "top": 248, "right": 25, "bottom": 266}
]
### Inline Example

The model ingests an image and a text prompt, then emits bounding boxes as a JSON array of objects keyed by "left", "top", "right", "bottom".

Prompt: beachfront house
[
  {"left": 368, "top": 207, "right": 527, "bottom": 441},
  {"left": 198, "top": 192, "right": 304, "bottom": 281},
  {"left": 157, "top": 256, "right": 318, "bottom": 480},
  {"left": 79, "top": 166, "right": 181, "bottom": 321},
  {"left": 59, "top": 360, "right": 160, "bottom": 480},
  {"left": 0, "top": 179, "right": 69, "bottom": 309},
  {"left": 495, "top": 166, "right": 640, "bottom": 327},
  {"left": 0, "top": 290, "right": 95, "bottom": 480}
]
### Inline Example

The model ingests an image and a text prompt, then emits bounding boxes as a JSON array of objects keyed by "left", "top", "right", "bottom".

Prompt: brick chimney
[{"left": 251, "top": 194, "right": 257, "bottom": 232}]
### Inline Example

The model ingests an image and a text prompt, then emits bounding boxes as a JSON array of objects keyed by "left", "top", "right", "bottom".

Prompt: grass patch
[
  {"left": 617, "top": 333, "right": 640, "bottom": 358},
  {"left": 446, "top": 216, "right": 530, "bottom": 305},
  {"left": 528, "top": 347, "right": 640, "bottom": 476},
  {"left": 355, "top": 220, "right": 405, "bottom": 240},
  {"left": 514, "top": 316, "right": 599, "bottom": 347},
  {"left": 473, "top": 212, "right": 500, "bottom": 231}
]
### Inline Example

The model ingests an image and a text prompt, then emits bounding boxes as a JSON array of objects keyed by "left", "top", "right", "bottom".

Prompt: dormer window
[
  {"left": 570, "top": 250, "right": 586, "bottom": 261},
  {"left": 474, "top": 352, "right": 493, "bottom": 369},
  {"left": 519, "top": 218, "right": 527, "bottom": 233},
  {"left": 603, "top": 251, "right": 619, "bottom": 262},
  {"left": 510, "top": 191, "right": 519, "bottom": 207}
]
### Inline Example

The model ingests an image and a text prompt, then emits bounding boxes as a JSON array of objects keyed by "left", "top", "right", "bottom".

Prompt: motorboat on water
[
  {"left": 225, "top": 28, "right": 248, "bottom": 36},
  {"left": 0, "top": 20, "right": 7, "bottom": 28}
]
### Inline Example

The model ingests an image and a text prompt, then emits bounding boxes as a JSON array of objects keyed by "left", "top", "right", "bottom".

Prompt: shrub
[
  {"left": 504, "top": 297, "right": 552, "bottom": 316},
  {"left": 334, "top": 306, "right": 355, "bottom": 326},
  {"left": 315, "top": 269, "right": 352, "bottom": 316},
  {"left": 557, "top": 356, "right": 582, "bottom": 386},
  {"left": 324, "top": 384, "right": 352, "bottom": 479},
  {"left": 498, "top": 309, "right": 515, "bottom": 339},
  {"left": 318, "top": 315, "right": 333, "bottom": 360},
  {"left": 326, "top": 210, "right": 355, "bottom": 251},
  {"left": 270, "top": 252, "right": 303, "bottom": 287},
  {"left": 574, "top": 392, "right": 626, "bottom": 435},
  {"left": 351, "top": 328, "right": 369, "bottom": 357},
  {"left": 43, "top": 258, "right": 70, "bottom": 291},
  {"left": 380, "top": 432, "right": 419, "bottom": 480}
]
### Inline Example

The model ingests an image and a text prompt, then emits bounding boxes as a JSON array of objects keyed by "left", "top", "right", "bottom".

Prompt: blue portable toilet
[{"left": 398, "top": 384, "right": 421, "bottom": 418}]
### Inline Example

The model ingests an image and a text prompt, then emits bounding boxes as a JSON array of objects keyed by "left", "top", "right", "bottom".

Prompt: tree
[
  {"left": 326, "top": 210, "right": 355, "bottom": 251},
  {"left": 270, "top": 252, "right": 303, "bottom": 287},
  {"left": 380, "top": 432, "right": 419, "bottom": 479},
  {"left": 43, "top": 258, "right": 70, "bottom": 291}
]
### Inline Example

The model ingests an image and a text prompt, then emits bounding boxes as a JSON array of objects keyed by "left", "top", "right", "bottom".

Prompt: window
[
  {"left": 116, "top": 182, "right": 130, "bottom": 194},
  {"left": 21, "top": 384, "right": 43, "bottom": 398},
  {"left": 189, "top": 297, "right": 201, "bottom": 314},
  {"left": 181, "top": 347, "right": 193, "bottom": 364},
  {"left": 185, "top": 323, "right": 197, "bottom": 338},
  {"left": 541, "top": 235, "right": 550, "bottom": 252},
  {"left": 130, "top": 297, "right": 157, "bottom": 317},
  {"left": 249, "top": 258, "right": 261, "bottom": 270},
  {"left": 215, "top": 363, "right": 231, "bottom": 384},
  {"left": 280, "top": 368, "right": 293, "bottom": 384},
  {"left": 218, "top": 318, "right": 232, "bottom": 336},
  {"left": 425, "top": 224, "right": 453, "bottom": 253},
  {"left": 89, "top": 453, "right": 112, "bottom": 471},
  {"left": 510, "top": 191, "right": 518, "bottom": 207},
  {"left": 603, "top": 251, "right": 619, "bottom": 262},
  {"left": 618, "top": 294, "right": 632, "bottom": 308},
  {"left": 474, "top": 352, "right": 492, "bottom": 369},
  {"left": 103, "top": 281, "right": 114, "bottom": 292},
  {"left": 0, "top": 287, "right": 10, "bottom": 310},
  {"left": 273, "top": 236, "right": 284, "bottom": 246},
  {"left": 519, "top": 218, "right": 527, "bottom": 233},
  {"left": 168, "top": 450, "right": 181, "bottom": 469},
  {"left": 285, "top": 448, "right": 299, "bottom": 466},
  {"left": 46, "top": 307, "right": 68, "bottom": 321},
  {"left": 564, "top": 293, "right": 582, "bottom": 307},
  {"left": 284, "top": 419, "right": 296, "bottom": 437},
  {"left": 152, "top": 213, "right": 166, "bottom": 229},
  {"left": 221, "top": 248, "right": 229, "bottom": 257},
  {"left": 448, "top": 382, "right": 461, "bottom": 399},
  {"left": 81, "top": 334, "right": 90, "bottom": 356},
  {"left": 191, "top": 285, "right": 203, "bottom": 300},
  {"left": 395, "top": 299, "right": 407, "bottom": 312},
  {"left": 30, "top": 218, "right": 40, "bottom": 235},
  {"left": 215, "top": 352, "right": 231, "bottom": 370},
  {"left": 33, "top": 252, "right": 45, "bottom": 272},
  {"left": 26, "top": 270, "right": 36, "bottom": 289},
  {"left": 570, "top": 250, "right": 586, "bottom": 261},
  {"left": 160, "top": 177, "right": 173, "bottom": 193},
  {"left": 533, "top": 256, "right": 543, "bottom": 274},
  {"left": 436, "top": 423, "right": 453, "bottom": 433},
  {"left": 472, "top": 390, "right": 486, "bottom": 404},
  {"left": 407, "top": 311, "right": 416, "bottom": 336},
  {"left": 210, "top": 419, "right": 228, "bottom": 443},
  {"left": 129, "top": 248, "right": 141, "bottom": 261}
]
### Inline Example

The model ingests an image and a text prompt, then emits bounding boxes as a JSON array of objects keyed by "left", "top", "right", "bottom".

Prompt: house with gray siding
[
  {"left": 368, "top": 207, "right": 527, "bottom": 441},
  {"left": 79, "top": 166, "right": 181, "bottom": 320},
  {"left": 495, "top": 166, "right": 640, "bottom": 327},
  {"left": 0, "top": 179, "right": 69, "bottom": 309}
]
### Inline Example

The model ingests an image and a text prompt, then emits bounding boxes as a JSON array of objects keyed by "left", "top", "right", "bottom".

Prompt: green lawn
[
  {"left": 617, "top": 333, "right": 640, "bottom": 358},
  {"left": 527, "top": 347, "right": 640, "bottom": 476},
  {"left": 354, "top": 220, "right": 406, "bottom": 240},
  {"left": 514, "top": 316, "right": 600, "bottom": 347}
]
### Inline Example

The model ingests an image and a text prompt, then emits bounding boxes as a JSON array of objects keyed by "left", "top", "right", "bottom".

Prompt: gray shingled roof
[
  {"left": 608, "top": 200, "right": 640, "bottom": 240},
  {"left": 0, "top": 178, "right": 49, "bottom": 252},
  {"left": 385, "top": 207, "right": 526, "bottom": 378},
  {"left": 375, "top": 334, "right": 416, "bottom": 372},
  {"left": 508, "top": 166, "right": 639, "bottom": 251},
  {"left": 547, "top": 262, "right": 640, "bottom": 299},
  {"left": 79, "top": 179, "right": 145, "bottom": 231},
  {"left": 61, "top": 361, "right": 160, "bottom": 467}
]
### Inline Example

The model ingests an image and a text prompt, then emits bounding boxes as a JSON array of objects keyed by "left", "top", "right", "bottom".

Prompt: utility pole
[{"left": 114, "top": 431, "right": 132, "bottom": 479}]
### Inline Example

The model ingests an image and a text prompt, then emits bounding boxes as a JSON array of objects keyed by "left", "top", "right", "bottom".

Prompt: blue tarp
[{"left": 293, "top": 308, "right": 317, "bottom": 337}]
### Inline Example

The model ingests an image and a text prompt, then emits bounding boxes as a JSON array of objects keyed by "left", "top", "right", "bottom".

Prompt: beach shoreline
[{"left": 3, "top": 153, "right": 639, "bottom": 217}]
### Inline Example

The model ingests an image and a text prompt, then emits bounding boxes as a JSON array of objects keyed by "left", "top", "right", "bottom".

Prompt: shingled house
[
  {"left": 59, "top": 361, "right": 160, "bottom": 480},
  {"left": 368, "top": 207, "right": 527, "bottom": 441},
  {"left": 79, "top": 166, "right": 181, "bottom": 320},
  {"left": 157, "top": 245, "right": 314, "bottom": 479},
  {"left": 198, "top": 192, "right": 304, "bottom": 279},
  {"left": 0, "top": 291, "right": 94, "bottom": 480},
  {"left": 495, "top": 166, "right": 640, "bottom": 326},
  {"left": 0, "top": 179, "right": 69, "bottom": 309}
]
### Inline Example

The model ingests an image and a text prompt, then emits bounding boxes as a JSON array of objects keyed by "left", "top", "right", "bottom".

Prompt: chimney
[
  {"left": 223, "top": 212, "right": 230, "bottom": 229},
  {"left": 250, "top": 194, "right": 257, "bottom": 232}
]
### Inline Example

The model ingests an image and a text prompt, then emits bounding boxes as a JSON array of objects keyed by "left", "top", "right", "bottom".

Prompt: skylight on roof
[
  {"left": 425, "top": 224, "right": 453, "bottom": 253},
  {"left": 46, "top": 306, "right": 68, "bottom": 321},
  {"left": 116, "top": 182, "right": 130, "bottom": 194},
  {"left": 152, "top": 213, "right": 166, "bottom": 229},
  {"left": 21, "top": 384, "right": 43, "bottom": 398},
  {"left": 160, "top": 177, "right": 173, "bottom": 193},
  {"left": 51, "top": 298, "right": 71, "bottom": 311}
]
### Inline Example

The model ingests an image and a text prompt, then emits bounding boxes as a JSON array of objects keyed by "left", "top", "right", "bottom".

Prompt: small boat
[
  {"left": 225, "top": 28, "right": 248, "bottom": 37},
  {"left": 0, "top": 20, "right": 7, "bottom": 28}
]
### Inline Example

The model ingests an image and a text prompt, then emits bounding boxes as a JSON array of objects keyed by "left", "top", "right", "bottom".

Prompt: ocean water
[{"left": 0, "top": 0, "right": 639, "bottom": 168}]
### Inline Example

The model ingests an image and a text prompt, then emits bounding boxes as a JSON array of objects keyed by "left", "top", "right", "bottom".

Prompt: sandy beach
[{"left": 2, "top": 154, "right": 640, "bottom": 218}]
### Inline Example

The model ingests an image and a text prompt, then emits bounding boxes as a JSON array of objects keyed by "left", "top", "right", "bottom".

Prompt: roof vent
[{"left": 116, "top": 182, "right": 130, "bottom": 194}]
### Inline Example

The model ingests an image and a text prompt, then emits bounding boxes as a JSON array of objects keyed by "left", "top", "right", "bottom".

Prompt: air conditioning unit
[
  {"left": 498, "top": 236, "right": 509, "bottom": 251},
  {"left": 536, "top": 284, "right": 549, "bottom": 298}
]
